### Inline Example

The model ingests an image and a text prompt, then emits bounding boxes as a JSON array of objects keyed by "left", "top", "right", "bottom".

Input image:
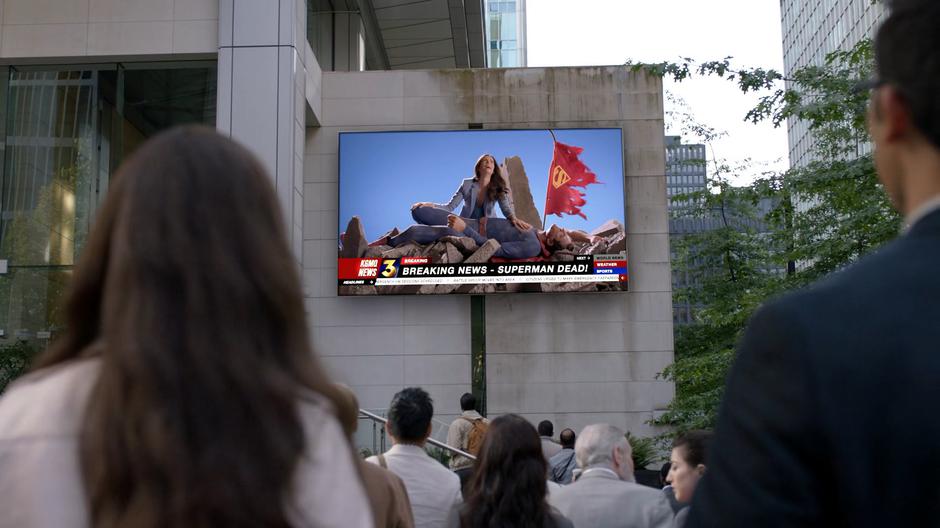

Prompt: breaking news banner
[
  {"left": 337, "top": 128, "right": 628, "bottom": 296},
  {"left": 338, "top": 254, "right": 628, "bottom": 295}
]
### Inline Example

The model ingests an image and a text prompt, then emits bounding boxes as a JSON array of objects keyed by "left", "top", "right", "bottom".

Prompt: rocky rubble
[{"left": 338, "top": 216, "right": 627, "bottom": 295}]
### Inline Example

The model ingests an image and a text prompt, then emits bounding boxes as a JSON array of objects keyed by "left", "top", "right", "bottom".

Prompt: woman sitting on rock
[{"left": 410, "top": 153, "right": 532, "bottom": 232}]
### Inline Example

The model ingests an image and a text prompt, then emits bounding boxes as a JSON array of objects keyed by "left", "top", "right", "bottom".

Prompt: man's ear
[
  {"left": 696, "top": 463, "right": 707, "bottom": 477},
  {"left": 877, "top": 86, "right": 913, "bottom": 143},
  {"left": 385, "top": 421, "right": 393, "bottom": 437},
  {"left": 612, "top": 446, "right": 624, "bottom": 468},
  {"left": 426, "top": 422, "right": 433, "bottom": 439}
]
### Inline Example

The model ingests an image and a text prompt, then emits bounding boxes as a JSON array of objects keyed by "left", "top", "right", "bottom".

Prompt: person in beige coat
[
  {"left": 334, "top": 384, "right": 415, "bottom": 528},
  {"left": 549, "top": 424, "right": 674, "bottom": 528}
]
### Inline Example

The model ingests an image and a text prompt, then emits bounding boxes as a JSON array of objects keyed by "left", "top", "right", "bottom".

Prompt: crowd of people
[
  {"left": 362, "top": 388, "right": 713, "bottom": 528},
  {"left": 0, "top": 1, "right": 937, "bottom": 526}
]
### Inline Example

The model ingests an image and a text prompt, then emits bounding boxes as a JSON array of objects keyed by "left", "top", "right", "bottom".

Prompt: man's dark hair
[
  {"left": 544, "top": 237, "right": 575, "bottom": 253},
  {"left": 875, "top": 0, "right": 940, "bottom": 149},
  {"left": 660, "top": 461, "right": 672, "bottom": 487},
  {"left": 460, "top": 392, "right": 477, "bottom": 412},
  {"left": 559, "top": 428, "right": 576, "bottom": 449},
  {"left": 388, "top": 387, "right": 434, "bottom": 443},
  {"left": 673, "top": 430, "right": 712, "bottom": 468},
  {"left": 537, "top": 420, "right": 554, "bottom": 437}
]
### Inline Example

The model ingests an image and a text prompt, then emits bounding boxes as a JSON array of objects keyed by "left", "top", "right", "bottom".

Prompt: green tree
[
  {"left": 637, "top": 38, "right": 902, "bottom": 432},
  {"left": 0, "top": 341, "right": 35, "bottom": 392}
]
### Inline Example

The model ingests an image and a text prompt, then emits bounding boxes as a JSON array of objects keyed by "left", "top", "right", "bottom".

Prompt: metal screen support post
[{"left": 470, "top": 295, "right": 486, "bottom": 417}]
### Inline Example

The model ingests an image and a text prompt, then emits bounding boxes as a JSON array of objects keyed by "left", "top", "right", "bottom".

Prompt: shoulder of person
[
  {"left": 360, "top": 458, "right": 406, "bottom": 491},
  {"left": 755, "top": 231, "right": 922, "bottom": 329},
  {"left": 0, "top": 358, "right": 100, "bottom": 442},
  {"left": 295, "top": 389, "right": 348, "bottom": 442},
  {"left": 549, "top": 510, "right": 575, "bottom": 528},
  {"left": 674, "top": 506, "right": 690, "bottom": 528},
  {"left": 621, "top": 481, "right": 671, "bottom": 501}
]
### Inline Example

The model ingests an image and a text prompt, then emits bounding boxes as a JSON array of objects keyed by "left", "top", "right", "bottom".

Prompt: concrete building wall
[
  {"left": 217, "top": 0, "right": 307, "bottom": 261},
  {"left": 304, "top": 67, "right": 673, "bottom": 438},
  {"left": 0, "top": 0, "right": 219, "bottom": 59}
]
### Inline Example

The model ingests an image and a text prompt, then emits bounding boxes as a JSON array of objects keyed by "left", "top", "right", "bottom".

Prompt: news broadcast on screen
[{"left": 337, "top": 128, "right": 628, "bottom": 296}]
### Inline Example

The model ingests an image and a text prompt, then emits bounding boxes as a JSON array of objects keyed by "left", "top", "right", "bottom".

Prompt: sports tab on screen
[{"left": 337, "top": 128, "right": 628, "bottom": 296}]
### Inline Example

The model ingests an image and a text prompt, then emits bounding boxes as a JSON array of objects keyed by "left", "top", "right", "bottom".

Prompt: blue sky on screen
[{"left": 338, "top": 128, "right": 625, "bottom": 239}]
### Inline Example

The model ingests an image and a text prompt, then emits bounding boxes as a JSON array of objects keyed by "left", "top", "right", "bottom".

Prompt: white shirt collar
[
  {"left": 579, "top": 467, "right": 621, "bottom": 480},
  {"left": 904, "top": 194, "right": 940, "bottom": 233},
  {"left": 387, "top": 443, "right": 428, "bottom": 456}
]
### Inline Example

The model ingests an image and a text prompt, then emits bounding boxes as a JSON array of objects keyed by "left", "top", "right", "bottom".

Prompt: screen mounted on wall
[{"left": 337, "top": 128, "right": 627, "bottom": 296}]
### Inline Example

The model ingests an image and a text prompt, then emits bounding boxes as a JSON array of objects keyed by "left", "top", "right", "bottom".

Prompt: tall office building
[
  {"left": 780, "top": 0, "right": 886, "bottom": 167},
  {"left": 666, "top": 136, "right": 707, "bottom": 202},
  {"left": 666, "top": 136, "right": 775, "bottom": 324},
  {"left": 484, "top": 0, "right": 527, "bottom": 67},
  {"left": 666, "top": 136, "right": 708, "bottom": 324}
]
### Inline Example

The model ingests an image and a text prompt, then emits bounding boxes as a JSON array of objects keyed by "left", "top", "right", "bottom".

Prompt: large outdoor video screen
[{"left": 337, "top": 128, "right": 627, "bottom": 296}]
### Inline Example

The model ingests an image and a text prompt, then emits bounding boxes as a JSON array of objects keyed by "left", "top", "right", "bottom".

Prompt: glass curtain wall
[
  {"left": 485, "top": 0, "right": 526, "bottom": 67},
  {"left": 0, "top": 62, "right": 216, "bottom": 355}
]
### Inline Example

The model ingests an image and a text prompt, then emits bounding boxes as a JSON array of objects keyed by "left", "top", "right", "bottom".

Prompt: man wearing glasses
[{"left": 688, "top": 1, "right": 940, "bottom": 526}]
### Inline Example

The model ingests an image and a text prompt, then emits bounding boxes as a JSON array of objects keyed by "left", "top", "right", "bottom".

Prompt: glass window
[{"left": 0, "top": 62, "right": 216, "bottom": 351}]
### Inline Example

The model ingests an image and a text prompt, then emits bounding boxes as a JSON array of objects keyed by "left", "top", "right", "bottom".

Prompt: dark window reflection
[{"left": 0, "top": 62, "right": 216, "bottom": 360}]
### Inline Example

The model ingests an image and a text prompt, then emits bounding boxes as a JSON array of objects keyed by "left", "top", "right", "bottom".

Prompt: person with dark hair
[
  {"left": 0, "top": 126, "right": 372, "bottom": 527},
  {"left": 669, "top": 431, "right": 711, "bottom": 527},
  {"left": 460, "top": 414, "right": 573, "bottom": 528},
  {"left": 367, "top": 388, "right": 462, "bottom": 528},
  {"left": 548, "top": 428, "right": 578, "bottom": 484},
  {"left": 538, "top": 420, "right": 563, "bottom": 462},
  {"left": 411, "top": 153, "right": 531, "bottom": 231},
  {"left": 334, "top": 384, "right": 415, "bottom": 528},
  {"left": 549, "top": 424, "right": 673, "bottom": 528},
  {"left": 446, "top": 393, "right": 489, "bottom": 488},
  {"left": 688, "top": 3, "right": 940, "bottom": 526}
]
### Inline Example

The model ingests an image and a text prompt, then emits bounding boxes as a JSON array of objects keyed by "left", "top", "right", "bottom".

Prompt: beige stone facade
[
  {"left": 305, "top": 67, "right": 673, "bottom": 438},
  {"left": 0, "top": 1, "right": 674, "bottom": 444}
]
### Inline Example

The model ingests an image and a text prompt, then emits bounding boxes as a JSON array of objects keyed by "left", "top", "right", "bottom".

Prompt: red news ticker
[
  {"left": 594, "top": 260, "right": 627, "bottom": 268},
  {"left": 401, "top": 256, "right": 430, "bottom": 265},
  {"left": 338, "top": 258, "right": 379, "bottom": 280}
]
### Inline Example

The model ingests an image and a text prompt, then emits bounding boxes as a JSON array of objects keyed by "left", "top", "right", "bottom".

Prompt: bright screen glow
[{"left": 337, "top": 128, "right": 628, "bottom": 296}]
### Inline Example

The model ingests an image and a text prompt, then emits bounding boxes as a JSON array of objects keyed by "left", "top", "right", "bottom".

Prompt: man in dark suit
[{"left": 688, "top": 1, "right": 940, "bottom": 526}]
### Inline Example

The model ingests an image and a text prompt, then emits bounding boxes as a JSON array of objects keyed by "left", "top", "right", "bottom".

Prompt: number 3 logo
[{"left": 381, "top": 259, "right": 398, "bottom": 278}]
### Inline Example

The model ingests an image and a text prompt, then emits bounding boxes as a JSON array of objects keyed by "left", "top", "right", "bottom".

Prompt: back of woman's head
[
  {"left": 461, "top": 414, "right": 554, "bottom": 528},
  {"left": 36, "top": 126, "right": 353, "bottom": 527}
]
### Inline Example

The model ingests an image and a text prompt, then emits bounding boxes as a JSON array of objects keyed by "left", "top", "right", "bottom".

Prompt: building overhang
[{"left": 308, "top": 0, "right": 486, "bottom": 70}]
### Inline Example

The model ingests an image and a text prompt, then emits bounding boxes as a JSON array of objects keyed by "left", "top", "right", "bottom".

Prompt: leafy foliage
[
  {"left": 637, "top": 39, "right": 902, "bottom": 433},
  {"left": 425, "top": 444, "right": 453, "bottom": 468},
  {"left": 626, "top": 431, "right": 660, "bottom": 470},
  {"left": 0, "top": 341, "right": 36, "bottom": 393}
]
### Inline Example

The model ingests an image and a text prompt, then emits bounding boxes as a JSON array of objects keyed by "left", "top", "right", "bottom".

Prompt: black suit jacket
[{"left": 688, "top": 208, "right": 940, "bottom": 527}]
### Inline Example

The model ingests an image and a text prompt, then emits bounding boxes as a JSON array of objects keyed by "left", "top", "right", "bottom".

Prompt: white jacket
[{"left": 0, "top": 359, "right": 373, "bottom": 528}]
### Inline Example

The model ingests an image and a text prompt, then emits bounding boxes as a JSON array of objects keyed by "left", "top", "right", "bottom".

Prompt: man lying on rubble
[{"left": 376, "top": 205, "right": 598, "bottom": 260}]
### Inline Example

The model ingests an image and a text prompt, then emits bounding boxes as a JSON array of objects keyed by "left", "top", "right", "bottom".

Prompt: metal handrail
[{"left": 359, "top": 408, "right": 476, "bottom": 461}]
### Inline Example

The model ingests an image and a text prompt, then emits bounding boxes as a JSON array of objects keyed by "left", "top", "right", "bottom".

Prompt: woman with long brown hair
[
  {"left": 460, "top": 414, "right": 572, "bottom": 528},
  {"left": 410, "top": 153, "right": 532, "bottom": 232},
  {"left": 0, "top": 126, "right": 372, "bottom": 527}
]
